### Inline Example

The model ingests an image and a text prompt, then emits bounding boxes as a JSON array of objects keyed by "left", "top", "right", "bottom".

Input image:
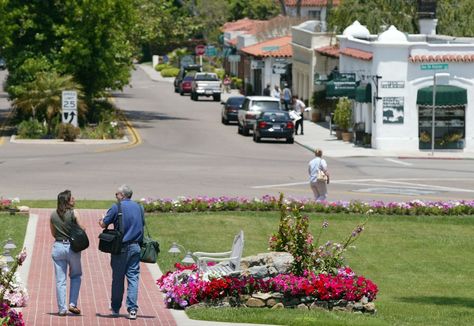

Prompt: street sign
[
  {"left": 195, "top": 44, "right": 206, "bottom": 56},
  {"left": 420, "top": 63, "right": 448, "bottom": 70},
  {"left": 61, "top": 91, "right": 78, "bottom": 127},
  {"left": 228, "top": 55, "right": 240, "bottom": 62},
  {"left": 180, "top": 55, "right": 195, "bottom": 67},
  {"left": 205, "top": 45, "right": 217, "bottom": 57}
]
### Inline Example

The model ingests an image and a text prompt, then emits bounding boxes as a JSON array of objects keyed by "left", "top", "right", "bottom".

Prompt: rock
[
  {"left": 363, "top": 302, "right": 376, "bottom": 313},
  {"left": 360, "top": 296, "right": 369, "bottom": 304},
  {"left": 248, "top": 266, "right": 269, "bottom": 278},
  {"left": 266, "top": 298, "right": 280, "bottom": 307},
  {"left": 332, "top": 306, "right": 348, "bottom": 312},
  {"left": 297, "top": 303, "right": 309, "bottom": 310},
  {"left": 271, "top": 303, "right": 284, "bottom": 309},
  {"left": 310, "top": 301, "right": 329, "bottom": 310},
  {"left": 271, "top": 292, "right": 284, "bottom": 299},
  {"left": 239, "top": 252, "right": 294, "bottom": 278},
  {"left": 253, "top": 292, "right": 273, "bottom": 301},
  {"left": 283, "top": 297, "right": 300, "bottom": 307},
  {"left": 353, "top": 302, "right": 364, "bottom": 311},
  {"left": 334, "top": 299, "right": 347, "bottom": 307},
  {"left": 345, "top": 302, "right": 354, "bottom": 312},
  {"left": 246, "top": 297, "right": 266, "bottom": 308},
  {"left": 239, "top": 294, "right": 251, "bottom": 302}
]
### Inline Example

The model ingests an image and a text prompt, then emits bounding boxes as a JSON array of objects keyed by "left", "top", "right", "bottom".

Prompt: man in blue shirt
[{"left": 99, "top": 184, "right": 144, "bottom": 320}]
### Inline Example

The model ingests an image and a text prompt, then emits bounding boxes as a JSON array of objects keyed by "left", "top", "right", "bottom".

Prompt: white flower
[{"left": 110, "top": 121, "right": 118, "bottom": 127}]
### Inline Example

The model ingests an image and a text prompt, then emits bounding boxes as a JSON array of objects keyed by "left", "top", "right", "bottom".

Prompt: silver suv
[{"left": 238, "top": 96, "right": 282, "bottom": 136}]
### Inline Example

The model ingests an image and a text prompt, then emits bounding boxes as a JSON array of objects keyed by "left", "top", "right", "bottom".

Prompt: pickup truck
[{"left": 191, "top": 72, "right": 222, "bottom": 101}]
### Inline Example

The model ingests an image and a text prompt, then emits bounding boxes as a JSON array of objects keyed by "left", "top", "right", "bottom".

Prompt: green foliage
[
  {"left": 167, "top": 48, "right": 190, "bottom": 67},
  {"left": 12, "top": 71, "right": 85, "bottom": 134},
  {"left": 16, "top": 119, "right": 46, "bottom": 139},
  {"left": 437, "top": 0, "right": 474, "bottom": 37},
  {"left": 56, "top": 123, "right": 80, "bottom": 142},
  {"left": 81, "top": 120, "right": 123, "bottom": 140},
  {"left": 155, "top": 63, "right": 172, "bottom": 71},
  {"left": 334, "top": 97, "right": 352, "bottom": 131},
  {"left": 231, "top": 77, "right": 243, "bottom": 90},
  {"left": 214, "top": 68, "right": 225, "bottom": 80},
  {"left": 160, "top": 67, "right": 180, "bottom": 77},
  {"left": 228, "top": 0, "right": 280, "bottom": 20}
]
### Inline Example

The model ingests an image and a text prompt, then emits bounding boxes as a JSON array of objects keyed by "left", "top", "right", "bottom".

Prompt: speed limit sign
[{"left": 61, "top": 90, "right": 78, "bottom": 127}]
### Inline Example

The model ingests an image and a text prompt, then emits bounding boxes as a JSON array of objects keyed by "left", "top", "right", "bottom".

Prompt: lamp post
[
  {"left": 1, "top": 239, "right": 16, "bottom": 273},
  {"left": 431, "top": 72, "right": 450, "bottom": 156},
  {"left": 168, "top": 242, "right": 196, "bottom": 264}
]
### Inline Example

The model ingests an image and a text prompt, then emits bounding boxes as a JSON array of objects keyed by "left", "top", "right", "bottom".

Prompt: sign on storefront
[
  {"left": 420, "top": 63, "right": 448, "bottom": 70},
  {"left": 381, "top": 81, "right": 405, "bottom": 88},
  {"left": 383, "top": 97, "right": 404, "bottom": 124},
  {"left": 272, "top": 63, "right": 287, "bottom": 74},
  {"left": 251, "top": 60, "right": 264, "bottom": 69}
]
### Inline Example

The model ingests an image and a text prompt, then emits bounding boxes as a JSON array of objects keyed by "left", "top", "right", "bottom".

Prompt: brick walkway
[{"left": 21, "top": 209, "right": 176, "bottom": 326}]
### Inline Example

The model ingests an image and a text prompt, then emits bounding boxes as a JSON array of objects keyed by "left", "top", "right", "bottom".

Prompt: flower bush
[
  {"left": 157, "top": 264, "right": 377, "bottom": 309},
  {"left": 140, "top": 195, "right": 474, "bottom": 216},
  {"left": 0, "top": 249, "right": 27, "bottom": 325},
  {"left": 0, "top": 198, "right": 19, "bottom": 212},
  {"left": 269, "top": 194, "right": 367, "bottom": 275}
]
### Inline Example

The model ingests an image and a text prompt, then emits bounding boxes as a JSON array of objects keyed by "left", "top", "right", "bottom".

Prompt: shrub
[
  {"left": 231, "top": 77, "right": 243, "bottom": 90},
  {"left": 334, "top": 97, "right": 352, "bottom": 131},
  {"left": 17, "top": 119, "right": 46, "bottom": 139},
  {"left": 155, "top": 63, "right": 171, "bottom": 71},
  {"left": 160, "top": 67, "right": 180, "bottom": 77},
  {"left": 56, "top": 123, "right": 80, "bottom": 142}
]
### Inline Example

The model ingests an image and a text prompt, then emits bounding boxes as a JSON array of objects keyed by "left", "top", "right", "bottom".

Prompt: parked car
[
  {"left": 191, "top": 72, "right": 222, "bottom": 101},
  {"left": 0, "top": 58, "right": 6, "bottom": 70},
  {"left": 253, "top": 111, "right": 294, "bottom": 143},
  {"left": 221, "top": 96, "right": 245, "bottom": 124},
  {"left": 174, "top": 64, "right": 202, "bottom": 92},
  {"left": 237, "top": 96, "right": 282, "bottom": 136},
  {"left": 179, "top": 75, "right": 195, "bottom": 95}
]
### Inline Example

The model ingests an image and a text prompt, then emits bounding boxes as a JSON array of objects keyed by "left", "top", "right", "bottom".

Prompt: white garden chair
[{"left": 193, "top": 230, "right": 244, "bottom": 275}]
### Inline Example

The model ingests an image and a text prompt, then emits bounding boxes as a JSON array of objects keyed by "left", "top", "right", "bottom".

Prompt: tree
[
  {"left": 2, "top": 0, "right": 137, "bottom": 106},
  {"left": 328, "top": 0, "right": 417, "bottom": 34},
  {"left": 228, "top": 0, "right": 280, "bottom": 20}
]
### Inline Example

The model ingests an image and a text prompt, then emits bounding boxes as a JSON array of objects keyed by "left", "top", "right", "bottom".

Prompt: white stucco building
[{"left": 332, "top": 20, "right": 474, "bottom": 151}]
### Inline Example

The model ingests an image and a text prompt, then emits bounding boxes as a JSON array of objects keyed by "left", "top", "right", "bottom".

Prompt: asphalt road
[{"left": 1, "top": 68, "right": 474, "bottom": 202}]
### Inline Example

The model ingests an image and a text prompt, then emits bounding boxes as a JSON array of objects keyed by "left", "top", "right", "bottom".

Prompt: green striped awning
[
  {"left": 416, "top": 85, "right": 467, "bottom": 106},
  {"left": 355, "top": 83, "right": 372, "bottom": 103},
  {"left": 325, "top": 80, "right": 356, "bottom": 99}
]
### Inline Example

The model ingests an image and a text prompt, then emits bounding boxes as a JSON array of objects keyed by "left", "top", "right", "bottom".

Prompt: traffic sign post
[
  {"left": 195, "top": 45, "right": 206, "bottom": 66},
  {"left": 62, "top": 90, "right": 78, "bottom": 127}
]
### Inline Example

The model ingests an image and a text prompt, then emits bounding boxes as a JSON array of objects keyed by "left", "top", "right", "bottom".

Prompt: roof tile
[
  {"left": 240, "top": 36, "right": 293, "bottom": 58},
  {"left": 315, "top": 45, "right": 339, "bottom": 58},
  {"left": 409, "top": 54, "right": 474, "bottom": 63},
  {"left": 285, "top": 0, "right": 340, "bottom": 6},
  {"left": 339, "top": 47, "right": 373, "bottom": 61}
]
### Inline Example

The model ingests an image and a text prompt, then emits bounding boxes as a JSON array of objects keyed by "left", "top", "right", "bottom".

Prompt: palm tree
[{"left": 13, "top": 71, "right": 86, "bottom": 134}]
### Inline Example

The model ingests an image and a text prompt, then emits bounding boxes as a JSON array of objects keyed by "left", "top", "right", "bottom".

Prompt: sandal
[{"left": 68, "top": 305, "right": 81, "bottom": 315}]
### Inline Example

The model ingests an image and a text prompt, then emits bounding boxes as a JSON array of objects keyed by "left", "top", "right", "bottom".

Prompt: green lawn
[
  {"left": 19, "top": 200, "right": 114, "bottom": 209},
  {"left": 148, "top": 211, "right": 474, "bottom": 326},
  {"left": 0, "top": 212, "right": 29, "bottom": 257}
]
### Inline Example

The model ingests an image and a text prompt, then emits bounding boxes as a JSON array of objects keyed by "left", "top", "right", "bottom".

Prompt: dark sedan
[
  {"left": 221, "top": 96, "right": 245, "bottom": 124},
  {"left": 253, "top": 111, "right": 294, "bottom": 143}
]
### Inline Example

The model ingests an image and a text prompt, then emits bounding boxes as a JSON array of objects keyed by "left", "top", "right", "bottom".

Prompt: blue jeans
[
  {"left": 51, "top": 241, "right": 82, "bottom": 312},
  {"left": 110, "top": 243, "right": 140, "bottom": 313}
]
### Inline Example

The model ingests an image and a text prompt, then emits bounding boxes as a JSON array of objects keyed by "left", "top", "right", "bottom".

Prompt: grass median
[
  {"left": 0, "top": 212, "right": 29, "bottom": 256},
  {"left": 149, "top": 211, "right": 474, "bottom": 326}
]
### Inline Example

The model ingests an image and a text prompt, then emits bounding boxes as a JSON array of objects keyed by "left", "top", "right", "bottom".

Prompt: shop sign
[
  {"left": 251, "top": 60, "right": 264, "bottom": 69},
  {"left": 228, "top": 54, "right": 241, "bottom": 62},
  {"left": 332, "top": 72, "right": 356, "bottom": 90},
  {"left": 262, "top": 46, "right": 280, "bottom": 52},
  {"left": 383, "top": 97, "right": 404, "bottom": 124},
  {"left": 272, "top": 63, "right": 287, "bottom": 74},
  {"left": 420, "top": 63, "right": 448, "bottom": 70},
  {"left": 205, "top": 45, "right": 217, "bottom": 57},
  {"left": 381, "top": 81, "right": 405, "bottom": 88}
]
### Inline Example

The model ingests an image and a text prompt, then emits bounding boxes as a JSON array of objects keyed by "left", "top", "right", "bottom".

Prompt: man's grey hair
[{"left": 118, "top": 184, "right": 133, "bottom": 198}]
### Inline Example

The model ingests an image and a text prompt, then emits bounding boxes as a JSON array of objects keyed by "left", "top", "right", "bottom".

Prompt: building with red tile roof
[{"left": 240, "top": 36, "right": 293, "bottom": 58}]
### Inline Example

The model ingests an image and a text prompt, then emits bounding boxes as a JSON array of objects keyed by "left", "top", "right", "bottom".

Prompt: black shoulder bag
[
  {"left": 98, "top": 202, "right": 124, "bottom": 255},
  {"left": 68, "top": 214, "right": 89, "bottom": 253},
  {"left": 139, "top": 208, "right": 160, "bottom": 263}
]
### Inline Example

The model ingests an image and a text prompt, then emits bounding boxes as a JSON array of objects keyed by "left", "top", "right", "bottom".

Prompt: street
[{"left": 1, "top": 67, "right": 474, "bottom": 202}]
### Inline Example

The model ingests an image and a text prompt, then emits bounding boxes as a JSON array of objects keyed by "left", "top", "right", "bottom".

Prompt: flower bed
[
  {"left": 157, "top": 264, "right": 377, "bottom": 313},
  {"left": 141, "top": 195, "right": 474, "bottom": 216}
]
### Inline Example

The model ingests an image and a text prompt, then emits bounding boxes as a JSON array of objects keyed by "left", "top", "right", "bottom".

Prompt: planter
[
  {"left": 335, "top": 129, "right": 343, "bottom": 140},
  {"left": 311, "top": 110, "right": 321, "bottom": 122},
  {"left": 341, "top": 131, "right": 353, "bottom": 142}
]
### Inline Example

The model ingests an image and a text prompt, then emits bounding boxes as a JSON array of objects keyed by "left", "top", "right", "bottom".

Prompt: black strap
[{"left": 116, "top": 201, "right": 123, "bottom": 234}]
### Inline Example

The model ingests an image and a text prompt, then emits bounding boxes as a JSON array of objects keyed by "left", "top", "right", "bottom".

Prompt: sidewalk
[{"left": 22, "top": 209, "right": 272, "bottom": 326}]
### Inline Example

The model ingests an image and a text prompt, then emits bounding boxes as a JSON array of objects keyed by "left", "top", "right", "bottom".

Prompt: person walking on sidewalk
[
  {"left": 50, "top": 190, "right": 84, "bottom": 316},
  {"left": 272, "top": 85, "right": 281, "bottom": 99},
  {"left": 282, "top": 83, "right": 292, "bottom": 110},
  {"left": 263, "top": 83, "right": 271, "bottom": 96},
  {"left": 308, "top": 149, "right": 330, "bottom": 201},
  {"left": 99, "top": 184, "right": 144, "bottom": 320},
  {"left": 293, "top": 95, "right": 306, "bottom": 135}
]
